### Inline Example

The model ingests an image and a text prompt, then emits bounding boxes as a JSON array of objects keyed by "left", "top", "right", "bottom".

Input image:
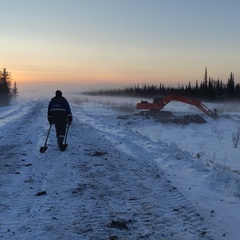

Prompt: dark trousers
[{"left": 55, "top": 124, "right": 66, "bottom": 139}]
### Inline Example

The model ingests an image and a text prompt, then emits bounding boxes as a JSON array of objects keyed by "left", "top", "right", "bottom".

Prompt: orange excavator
[{"left": 136, "top": 95, "right": 218, "bottom": 118}]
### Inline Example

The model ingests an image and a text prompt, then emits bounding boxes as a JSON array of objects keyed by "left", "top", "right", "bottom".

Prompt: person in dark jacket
[{"left": 48, "top": 90, "right": 72, "bottom": 146}]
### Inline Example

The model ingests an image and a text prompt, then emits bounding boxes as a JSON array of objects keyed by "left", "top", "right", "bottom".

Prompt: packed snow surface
[{"left": 0, "top": 95, "right": 240, "bottom": 240}]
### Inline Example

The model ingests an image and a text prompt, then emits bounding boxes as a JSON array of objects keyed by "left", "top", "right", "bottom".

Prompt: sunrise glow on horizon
[{"left": 1, "top": 1, "right": 240, "bottom": 93}]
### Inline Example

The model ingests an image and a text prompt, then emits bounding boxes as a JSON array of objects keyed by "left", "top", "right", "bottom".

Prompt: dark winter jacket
[{"left": 48, "top": 96, "right": 72, "bottom": 125}]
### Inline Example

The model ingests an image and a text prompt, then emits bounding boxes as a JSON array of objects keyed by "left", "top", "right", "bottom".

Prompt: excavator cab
[{"left": 153, "top": 97, "right": 162, "bottom": 103}]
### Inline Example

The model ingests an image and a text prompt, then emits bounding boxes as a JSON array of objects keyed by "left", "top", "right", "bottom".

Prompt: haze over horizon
[{"left": 1, "top": 0, "right": 240, "bottom": 95}]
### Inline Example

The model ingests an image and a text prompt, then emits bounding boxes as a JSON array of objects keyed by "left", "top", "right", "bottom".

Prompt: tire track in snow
[
  {"left": 70, "top": 107, "right": 214, "bottom": 239},
  {"left": 0, "top": 100, "right": 62, "bottom": 239},
  {"left": 0, "top": 101, "right": 214, "bottom": 239}
]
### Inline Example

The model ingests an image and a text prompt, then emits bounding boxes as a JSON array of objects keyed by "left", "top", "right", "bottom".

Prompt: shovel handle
[
  {"left": 44, "top": 124, "right": 52, "bottom": 147},
  {"left": 64, "top": 124, "right": 70, "bottom": 144}
]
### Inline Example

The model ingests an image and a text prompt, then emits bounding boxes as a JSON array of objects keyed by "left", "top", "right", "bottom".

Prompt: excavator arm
[{"left": 136, "top": 95, "right": 217, "bottom": 118}]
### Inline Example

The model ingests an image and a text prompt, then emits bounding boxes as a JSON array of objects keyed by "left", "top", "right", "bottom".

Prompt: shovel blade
[
  {"left": 39, "top": 146, "right": 48, "bottom": 153},
  {"left": 59, "top": 144, "right": 68, "bottom": 152}
]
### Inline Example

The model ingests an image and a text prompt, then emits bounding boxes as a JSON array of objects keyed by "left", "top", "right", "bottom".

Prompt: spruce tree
[
  {"left": 0, "top": 68, "right": 12, "bottom": 106},
  {"left": 227, "top": 72, "right": 235, "bottom": 99}
]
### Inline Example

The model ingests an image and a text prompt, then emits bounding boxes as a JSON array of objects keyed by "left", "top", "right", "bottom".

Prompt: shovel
[
  {"left": 59, "top": 124, "right": 70, "bottom": 152},
  {"left": 39, "top": 124, "right": 52, "bottom": 153}
]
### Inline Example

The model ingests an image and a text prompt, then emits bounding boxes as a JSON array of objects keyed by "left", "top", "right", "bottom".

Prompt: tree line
[
  {"left": 85, "top": 68, "right": 239, "bottom": 102},
  {"left": 0, "top": 68, "right": 18, "bottom": 106}
]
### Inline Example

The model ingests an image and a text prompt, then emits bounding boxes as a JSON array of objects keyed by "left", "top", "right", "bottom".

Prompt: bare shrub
[{"left": 232, "top": 125, "right": 240, "bottom": 148}]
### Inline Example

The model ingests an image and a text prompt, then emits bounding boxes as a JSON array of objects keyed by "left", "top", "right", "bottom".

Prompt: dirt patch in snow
[
  {"left": 156, "top": 114, "right": 207, "bottom": 125},
  {"left": 119, "top": 111, "right": 207, "bottom": 125}
]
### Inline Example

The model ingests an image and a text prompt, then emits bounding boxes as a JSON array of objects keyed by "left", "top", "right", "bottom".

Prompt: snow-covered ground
[{"left": 0, "top": 94, "right": 240, "bottom": 240}]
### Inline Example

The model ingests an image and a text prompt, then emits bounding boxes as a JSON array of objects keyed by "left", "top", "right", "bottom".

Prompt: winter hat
[{"left": 55, "top": 90, "right": 62, "bottom": 97}]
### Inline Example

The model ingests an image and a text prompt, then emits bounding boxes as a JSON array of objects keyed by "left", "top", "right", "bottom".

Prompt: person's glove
[
  {"left": 48, "top": 117, "right": 52, "bottom": 125},
  {"left": 68, "top": 116, "right": 72, "bottom": 125}
]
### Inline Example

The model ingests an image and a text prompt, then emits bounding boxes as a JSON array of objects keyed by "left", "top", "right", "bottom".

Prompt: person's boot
[{"left": 57, "top": 136, "right": 64, "bottom": 146}]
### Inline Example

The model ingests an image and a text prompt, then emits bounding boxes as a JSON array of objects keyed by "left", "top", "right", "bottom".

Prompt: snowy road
[{"left": 0, "top": 99, "right": 239, "bottom": 239}]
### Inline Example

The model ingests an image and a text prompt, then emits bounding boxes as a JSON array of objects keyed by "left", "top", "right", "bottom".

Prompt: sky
[{"left": 1, "top": 0, "right": 240, "bottom": 93}]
